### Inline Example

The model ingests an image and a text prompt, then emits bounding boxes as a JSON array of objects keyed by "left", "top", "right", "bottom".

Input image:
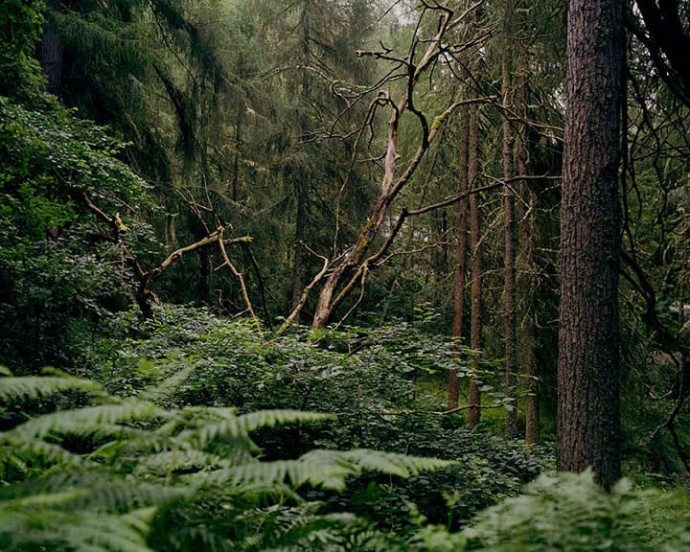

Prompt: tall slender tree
[
  {"left": 502, "top": 44, "right": 518, "bottom": 440},
  {"left": 558, "top": 0, "right": 624, "bottom": 489},
  {"left": 516, "top": 79, "right": 540, "bottom": 444},
  {"left": 467, "top": 98, "right": 483, "bottom": 429},
  {"left": 450, "top": 103, "right": 470, "bottom": 410}
]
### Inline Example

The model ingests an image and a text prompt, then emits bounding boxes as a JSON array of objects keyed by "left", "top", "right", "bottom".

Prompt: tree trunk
[
  {"left": 558, "top": 0, "right": 623, "bottom": 490},
  {"left": 290, "top": 0, "right": 311, "bottom": 322},
  {"left": 502, "top": 58, "right": 518, "bottom": 439},
  {"left": 467, "top": 101, "right": 482, "bottom": 429},
  {"left": 291, "top": 179, "right": 307, "bottom": 319},
  {"left": 515, "top": 64, "right": 539, "bottom": 445},
  {"left": 515, "top": 71, "right": 540, "bottom": 446},
  {"left": 198, "top": 248, "right": 211, "bottom": 305},
  {"left": 231, "top": 103, "right": 243, "bottom": 203},
  {"left": 308, "top": 8, "right": 464, "bottom": 329},
  {"left": 39, "top": 0, "right": 64, "bottom": 98},
  {"left": 450, "top": 104, "right": 470, "bottom": 410}
]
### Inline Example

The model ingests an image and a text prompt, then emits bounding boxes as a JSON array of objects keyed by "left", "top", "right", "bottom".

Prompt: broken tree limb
[
  {"left": 310, "top": 96, "right": 495, "bottom": 329},
  {"left": 320, "top": 175, "right": 556, "bottom": 324},
  {"left": 217, "top": 230, "right": 259, "bottom": 325},
  {"left": 82, "top": 190, "right": 257, "bottom": 320},
  {"left": 275, "top": 251, "right": 330, "bottom": 337}
]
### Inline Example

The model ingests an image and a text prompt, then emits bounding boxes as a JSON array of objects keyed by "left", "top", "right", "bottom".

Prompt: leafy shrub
[
  {"left": 0, "top": 99, "right": 156, "bottom": 370},
  {"left": 456, "top": 470, "right": 690, "bottom": 551},
  {"left": 406, "top": 471, "right": 690, "bottom": 551},
  {"left": 88, "top": 306, "right": 554, "bottom": 531},
  {"left": 0, "top": 0, "right": 45, "bottom": 102}
]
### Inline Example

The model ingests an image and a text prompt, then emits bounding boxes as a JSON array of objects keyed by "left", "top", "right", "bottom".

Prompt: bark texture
[
  {"left": 558, "top": 0, "right": 623, "bottom": 490},
  {"left": 467, "top": 101, "right": 482, "bottom": 429},
  {"left": 517, "top": 108, "right": 540, "bottom": 445},
  {"left": 502, "top": 60, "right": 518, "bottom": 439},
  {"left": 290, "top": 0, "right": 312, "bottom": 323},
  {"left": 450, "top": 104, "right": 470, "bottom": 409}
]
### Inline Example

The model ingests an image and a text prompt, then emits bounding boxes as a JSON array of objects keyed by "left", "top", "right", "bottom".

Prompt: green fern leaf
[
  {"left": 1, "top": 434, "right": 83, "bottom": 473},
  {"left": 236, "top": 410, "right": 336, "bottom": 432},
  {"left": 10, "top": 400, "right": 164, "bottom": 439},
  {"left": 0, "top": 376, "right": 105, "bottom": 404},
  {"left": 200, "top": 449, "right": 453, "bottom": 493},
  {"left": 343, "top": 450, "right": 456, "bottom": 478},
  {"left": 184, "top": 409, "right": 333, "bottom": 449}
]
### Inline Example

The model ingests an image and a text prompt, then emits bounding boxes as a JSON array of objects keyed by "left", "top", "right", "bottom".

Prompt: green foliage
[
  {"left": 0, "top": 99, "right": 148, "bottom": 222},
  {"left": 457, "top": 471, "right": 690, "bottom": 551},
  {"left": 0, "top": 98, "right": 155, "bottom": 369},
  {"left": 0, "top": 368, "right": 453, "bottom": 551},
  {"left": 88, "top": 306, "right": 553, "bottom": 534},
  {"left": 0, "top": 0, "right": 46, "bottom": 101}
]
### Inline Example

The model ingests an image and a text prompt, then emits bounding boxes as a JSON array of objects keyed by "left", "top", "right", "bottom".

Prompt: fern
[
  {"left": 189, "top": 409, "right": 335, "bottom": 449},
  {"left": 10, "top": 400, "right": 164, "bottom": 439},
  {"left": 0, "top": 375, "right": 105, "bottom": 404},
  {"left": 341, "top": 449, "right": 455, "bottom": 478},
  {"left": 457, "top": 471, "right": 690, "bottom": 552},
  {"left": 199, "top": 449, "right": 455, "bottom": 492},
  {"left": 0, "top": 433, "right": 83, "bottom": 477},
  {"left": 1, "top": 373, "right": 455, "bottom": 551}
]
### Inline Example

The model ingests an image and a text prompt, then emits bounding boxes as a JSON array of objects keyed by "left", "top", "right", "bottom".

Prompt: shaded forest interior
[{"left": 2, "top": 0, "right": 690, "bottom": 550}]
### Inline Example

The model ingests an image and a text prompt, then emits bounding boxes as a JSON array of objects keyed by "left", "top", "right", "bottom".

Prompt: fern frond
[
  {"left": 461, "top": 471, "right": 690, "bottom": 551},
  {"left": 201, "top": 449, "right": 454, "bottom": 493},
  {"left": 340, "top": 449, "right": 456, "bottom": 478},
  {"left": 0, "top": 375, "right": 105, "bottom": 404},
  {"left": 133, "top": 448, "right": 230, "bottom": 477},
  {"left": 2, "top": 488, "right": 90, "bottom": 508},
  {"left": 0, "top": 366, "right": 12, "bottom": 377},
  {"left": 0, "top": 502, "right": 156, "bottom": 552},
  {"left": 251, "top": 508, "right": 385, "bottom": 552},
  {"left": 10, "top": 400, "right": 164, "bottom": 439},
  {"left": 237, "top": 410, "right": 336, "bottom": 433},
  {"left": 181, "top": 409, "right": 333, "bottom": 449},
  {"left": 140, "top": 363, "right": 196, "bottom": 403},
  {"left": 59, "top": 511, "right": 156, "bottom": 552},
  {"left": 0, "top": 434, "right": 83, "bottom": 475},
  {"left": 196, "top": 457, "right": 341, "bottom": 492}
]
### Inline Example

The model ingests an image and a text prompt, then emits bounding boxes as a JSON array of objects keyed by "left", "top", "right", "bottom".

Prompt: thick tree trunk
[
  {"left": 502, "top": 59, "right": 518, "bottom": 439},
  {"left": 450, "top": 104, "right": 470, "bottom": 409},
  {"left": 558, "top": 0, "right": 623, "bottom": 490},
  {"left": 467, "top": 101, "right": 482, "bottom": 429}
]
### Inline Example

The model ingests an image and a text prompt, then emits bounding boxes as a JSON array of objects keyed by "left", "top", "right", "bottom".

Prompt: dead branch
[
  {"left": 275, "top": 251, "right": 330, "bottom": 337},
  {"left": 217, "top": 230, "right": 259, "bottom": 324},
  {"left": 82, "top": 190, "right": 256, "bottom": 320}
]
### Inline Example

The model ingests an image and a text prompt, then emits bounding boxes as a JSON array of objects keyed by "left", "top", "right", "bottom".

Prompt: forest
[{"left": 2, "top": 0, "right": 690, "bottom": 549}]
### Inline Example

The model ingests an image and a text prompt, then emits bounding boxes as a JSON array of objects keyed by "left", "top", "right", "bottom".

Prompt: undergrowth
[{"left": 3, "top": 306, "right": 689, "bottom": 550}]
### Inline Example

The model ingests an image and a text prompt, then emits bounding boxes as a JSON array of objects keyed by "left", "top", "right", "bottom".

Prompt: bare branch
[
  {"left": 217, "top": 231, "right": 259, "bottom": 325},
  {"left": 275, "top": 253, "right": 330, "bottom": 337}
]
